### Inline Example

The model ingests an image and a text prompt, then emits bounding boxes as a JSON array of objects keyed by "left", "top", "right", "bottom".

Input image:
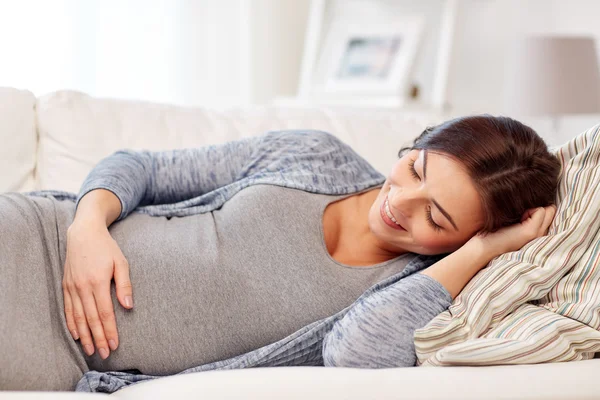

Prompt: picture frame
[
  {"left": 288, "top": 0, "right": 459, "bottom": 109},
  {"left": 317, "top": 16, "right": 425, "bottom": 98}
]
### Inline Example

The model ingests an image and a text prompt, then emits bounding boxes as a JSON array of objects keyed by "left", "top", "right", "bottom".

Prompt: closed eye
[
  {"left": 408, "top": 159, "right": 420, "bottom": 180},
  {"left": 408, "top": 158, "right": 443, "bottom": 232},
  {"left": 426, "top": 206, "right": 442, "bottom": 232}
]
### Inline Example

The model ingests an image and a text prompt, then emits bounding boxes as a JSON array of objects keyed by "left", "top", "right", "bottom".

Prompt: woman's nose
[{"left": 388, "top": 189, "right": 419, "bottom": 218}]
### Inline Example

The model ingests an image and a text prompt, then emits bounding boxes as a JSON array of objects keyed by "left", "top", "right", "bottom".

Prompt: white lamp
[{"left": 504, "top": 36, "right": 600, "bottom": 123}]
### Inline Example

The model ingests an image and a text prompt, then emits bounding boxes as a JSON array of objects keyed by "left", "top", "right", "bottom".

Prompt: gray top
[
  {"left": 24, "top": 130, "right": 453, "bottom": 392},
  {"left": 81, "top": 184, "right": 414, "bottom": 376}
]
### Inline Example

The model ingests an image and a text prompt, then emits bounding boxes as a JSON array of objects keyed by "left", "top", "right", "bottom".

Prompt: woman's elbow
[{"left": 322, "top": 324, "right": 417, "bottom": 368}]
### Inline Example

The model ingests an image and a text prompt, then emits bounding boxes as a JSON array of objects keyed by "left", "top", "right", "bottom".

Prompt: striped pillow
[{"left": 413, "top": 123, "right": 600, "bottom": 366}]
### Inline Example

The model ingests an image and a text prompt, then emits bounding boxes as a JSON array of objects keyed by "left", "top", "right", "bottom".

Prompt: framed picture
[{"left": 316, "top": 16, "right": 425, "bottom": 98}]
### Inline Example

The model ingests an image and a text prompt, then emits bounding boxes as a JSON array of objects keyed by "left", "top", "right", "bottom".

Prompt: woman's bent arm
[
  {"left": 76, "top": 134, "right": 267, "bottom": 223},
  {"left": 322, "top": 272, "right": 452, "bottom": 368},
  {"left": 419, "top": 239, "right": 490, "bottom": 300},
  {"left": 322, "top": 206, "right": 557, "bottom": 368},
  {"left": 74, "top": 130, "right": 362, "bottom": 223},
  {"left": 322, "top": 243, "right": 498, "bottom": 368},
  {"left": 74, "top": 189, "right": 122, "bottom": 228}
]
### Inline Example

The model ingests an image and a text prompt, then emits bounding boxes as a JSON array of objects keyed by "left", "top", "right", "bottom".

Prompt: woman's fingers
[
  {"left": 93, "top": 279, "right": 120, "bottom": 352},
  {"left": 521, "top": 207, "right": 536, "bottom": 222},
  {"left": 114, "top": 257, "right": 133, "bottom": 311},
  {"left": 523, "top": 205, "right": 556, "bottom": 239},
  {"left": 79, "top": 283, "right": 112, "bottom": 360},
  {"left": 63, "top": 222, "right": 128, "bottom": 361},
  {"left": 480, "top": 205, "right": 559, "bottom": 257},
  {"left": 64, "top": 276, "right": 119, "bottom": 359},
  {"left": 521, "top": 207, "right": 545, "bottom": 241},
  {"left": 63, "top": 290, "right": 80, "bottom": 340},
  {"left": 70, "top": 287, "right": 95, "bottom": 356},
  {"left": 539, "top": 205, "right": 557, "bottom": 236}
]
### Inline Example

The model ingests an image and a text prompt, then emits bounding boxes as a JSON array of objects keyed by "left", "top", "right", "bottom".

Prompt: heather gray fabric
[
  {"left": 1, "top": 184, "right": 414, "bottom": 390},
  {"left": 15, "top": 130, "right": 454, "bottom": 393},
  {"left": 86, "top": 184, "right": 414, "bottom": 376},
  {"left": 0, "top": 193, "right": 88, "bottom": 391}
]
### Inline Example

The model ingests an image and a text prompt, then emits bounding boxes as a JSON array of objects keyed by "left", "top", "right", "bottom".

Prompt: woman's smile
[{"left": 380, "top": 195, "right": 406, "bottom": 231}]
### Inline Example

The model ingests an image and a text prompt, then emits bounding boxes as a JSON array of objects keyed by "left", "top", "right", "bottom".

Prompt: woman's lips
[{"left": 380, "top": 196, "right": 406, "bottom": 231}]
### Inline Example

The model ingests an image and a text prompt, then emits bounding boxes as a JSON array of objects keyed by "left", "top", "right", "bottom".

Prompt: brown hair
[{"left": 399, "top": 114, "right": 561, "bottom": 233}]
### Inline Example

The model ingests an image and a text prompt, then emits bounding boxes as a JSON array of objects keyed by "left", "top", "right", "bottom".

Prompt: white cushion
[
  {"left": 35, "top": 90, "right": 435, "bottom": 192},
  {"left": 113, "top": 360, "right": 600, "bottom": 400},
  {"left": 5, "top": 360, "right": 598, "bottom": 400},
  {"left": 0, "top": 87, "right": 37, "bottom": 193},
  {"left": 1, "top": 360, "right": 599, "bottom": 399}
]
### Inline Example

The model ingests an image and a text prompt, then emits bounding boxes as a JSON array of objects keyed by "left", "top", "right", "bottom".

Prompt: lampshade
[{"left": 504, "top": 36, "right": 600, "bottom": 116}]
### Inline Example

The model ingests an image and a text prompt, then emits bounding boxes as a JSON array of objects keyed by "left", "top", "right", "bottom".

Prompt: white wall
[
  {"left": 0, "top": 0, "right": 598, "bottom": 141},
  {"left": 0, "top": 0, "right": 80, "bottom": 96},
  {"left": 445, "top": 0, "right": 600, "bottom": 140},
  {"left": 74, "top": 0, "right": 183, "bottom": 104},
  {"left": 0, "top": 0, "right": 310, "bottom": 108},
  {"left": 447, "top": 0, "right": 600, "bottom": 114},
  {"left": 170, "top": 0, "right": 252, "bottom": 107},
  {"left": 249, "top": 0, "right": 310, "bottom": 104}
]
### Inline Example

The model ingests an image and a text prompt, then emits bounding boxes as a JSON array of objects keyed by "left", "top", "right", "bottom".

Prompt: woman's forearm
[
  {"left": 420, "top": 238, "right": 492, "bottom": 300},
  {"left": 323, "top": 272, "right": 453, "bottom": 368},
  {"left": 75, "top": 134, "right": 267, "bottom": 223},
  {"left": 73, "top": 189, "right": 122, "bottom": 228}
]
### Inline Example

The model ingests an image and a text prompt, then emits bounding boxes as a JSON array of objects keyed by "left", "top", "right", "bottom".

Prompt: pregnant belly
[{"left": 85, "top": 211, "right": 285, "bottom": 375}]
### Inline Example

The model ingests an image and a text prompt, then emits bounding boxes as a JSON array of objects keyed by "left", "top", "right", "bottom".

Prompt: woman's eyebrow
[{"left": 422, "top": 150, "right": 459, "bottom": 231}]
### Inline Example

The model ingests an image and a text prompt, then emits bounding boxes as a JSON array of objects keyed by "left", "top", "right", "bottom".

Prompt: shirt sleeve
[
  {"left": 76, "top": 133, "right": 270, "bottom": 222},
  {"left": 322, "top": 273, "right": 453, "bottom": 368}
]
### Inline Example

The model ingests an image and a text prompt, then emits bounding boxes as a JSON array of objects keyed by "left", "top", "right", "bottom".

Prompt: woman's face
[{"left": 368, "top": 149, "right": 485, "bottom": 255}]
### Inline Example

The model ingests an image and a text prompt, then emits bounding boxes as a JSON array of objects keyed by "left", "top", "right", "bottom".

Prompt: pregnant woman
[{"left": 1, "top": 115, "right": 560, "bottom": 391}]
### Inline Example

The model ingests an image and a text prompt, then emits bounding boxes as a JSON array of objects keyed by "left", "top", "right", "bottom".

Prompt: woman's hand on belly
[{"left": 62, "top": 219, "right": 134, "bottom": 360}]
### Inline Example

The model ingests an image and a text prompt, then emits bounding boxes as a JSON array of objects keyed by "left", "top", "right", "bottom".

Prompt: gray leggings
[{"left": 0, "top": 192, "right": 88, "bottom": 391}]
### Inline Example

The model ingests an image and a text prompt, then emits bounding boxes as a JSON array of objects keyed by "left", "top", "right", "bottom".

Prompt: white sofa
[{"left": 1, "top": 87, "right": 599, "bottom": 399}]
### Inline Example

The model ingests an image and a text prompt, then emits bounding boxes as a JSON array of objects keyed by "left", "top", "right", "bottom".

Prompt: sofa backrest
[
  {"left": 0, "top": 87, "right": 37, "bottom": 193},
  {"left": 33, "top": 90, "right": 435, "bottom": 193},
  {"left": 3, "top": 88, "right": 586, "bottom": 195}
]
